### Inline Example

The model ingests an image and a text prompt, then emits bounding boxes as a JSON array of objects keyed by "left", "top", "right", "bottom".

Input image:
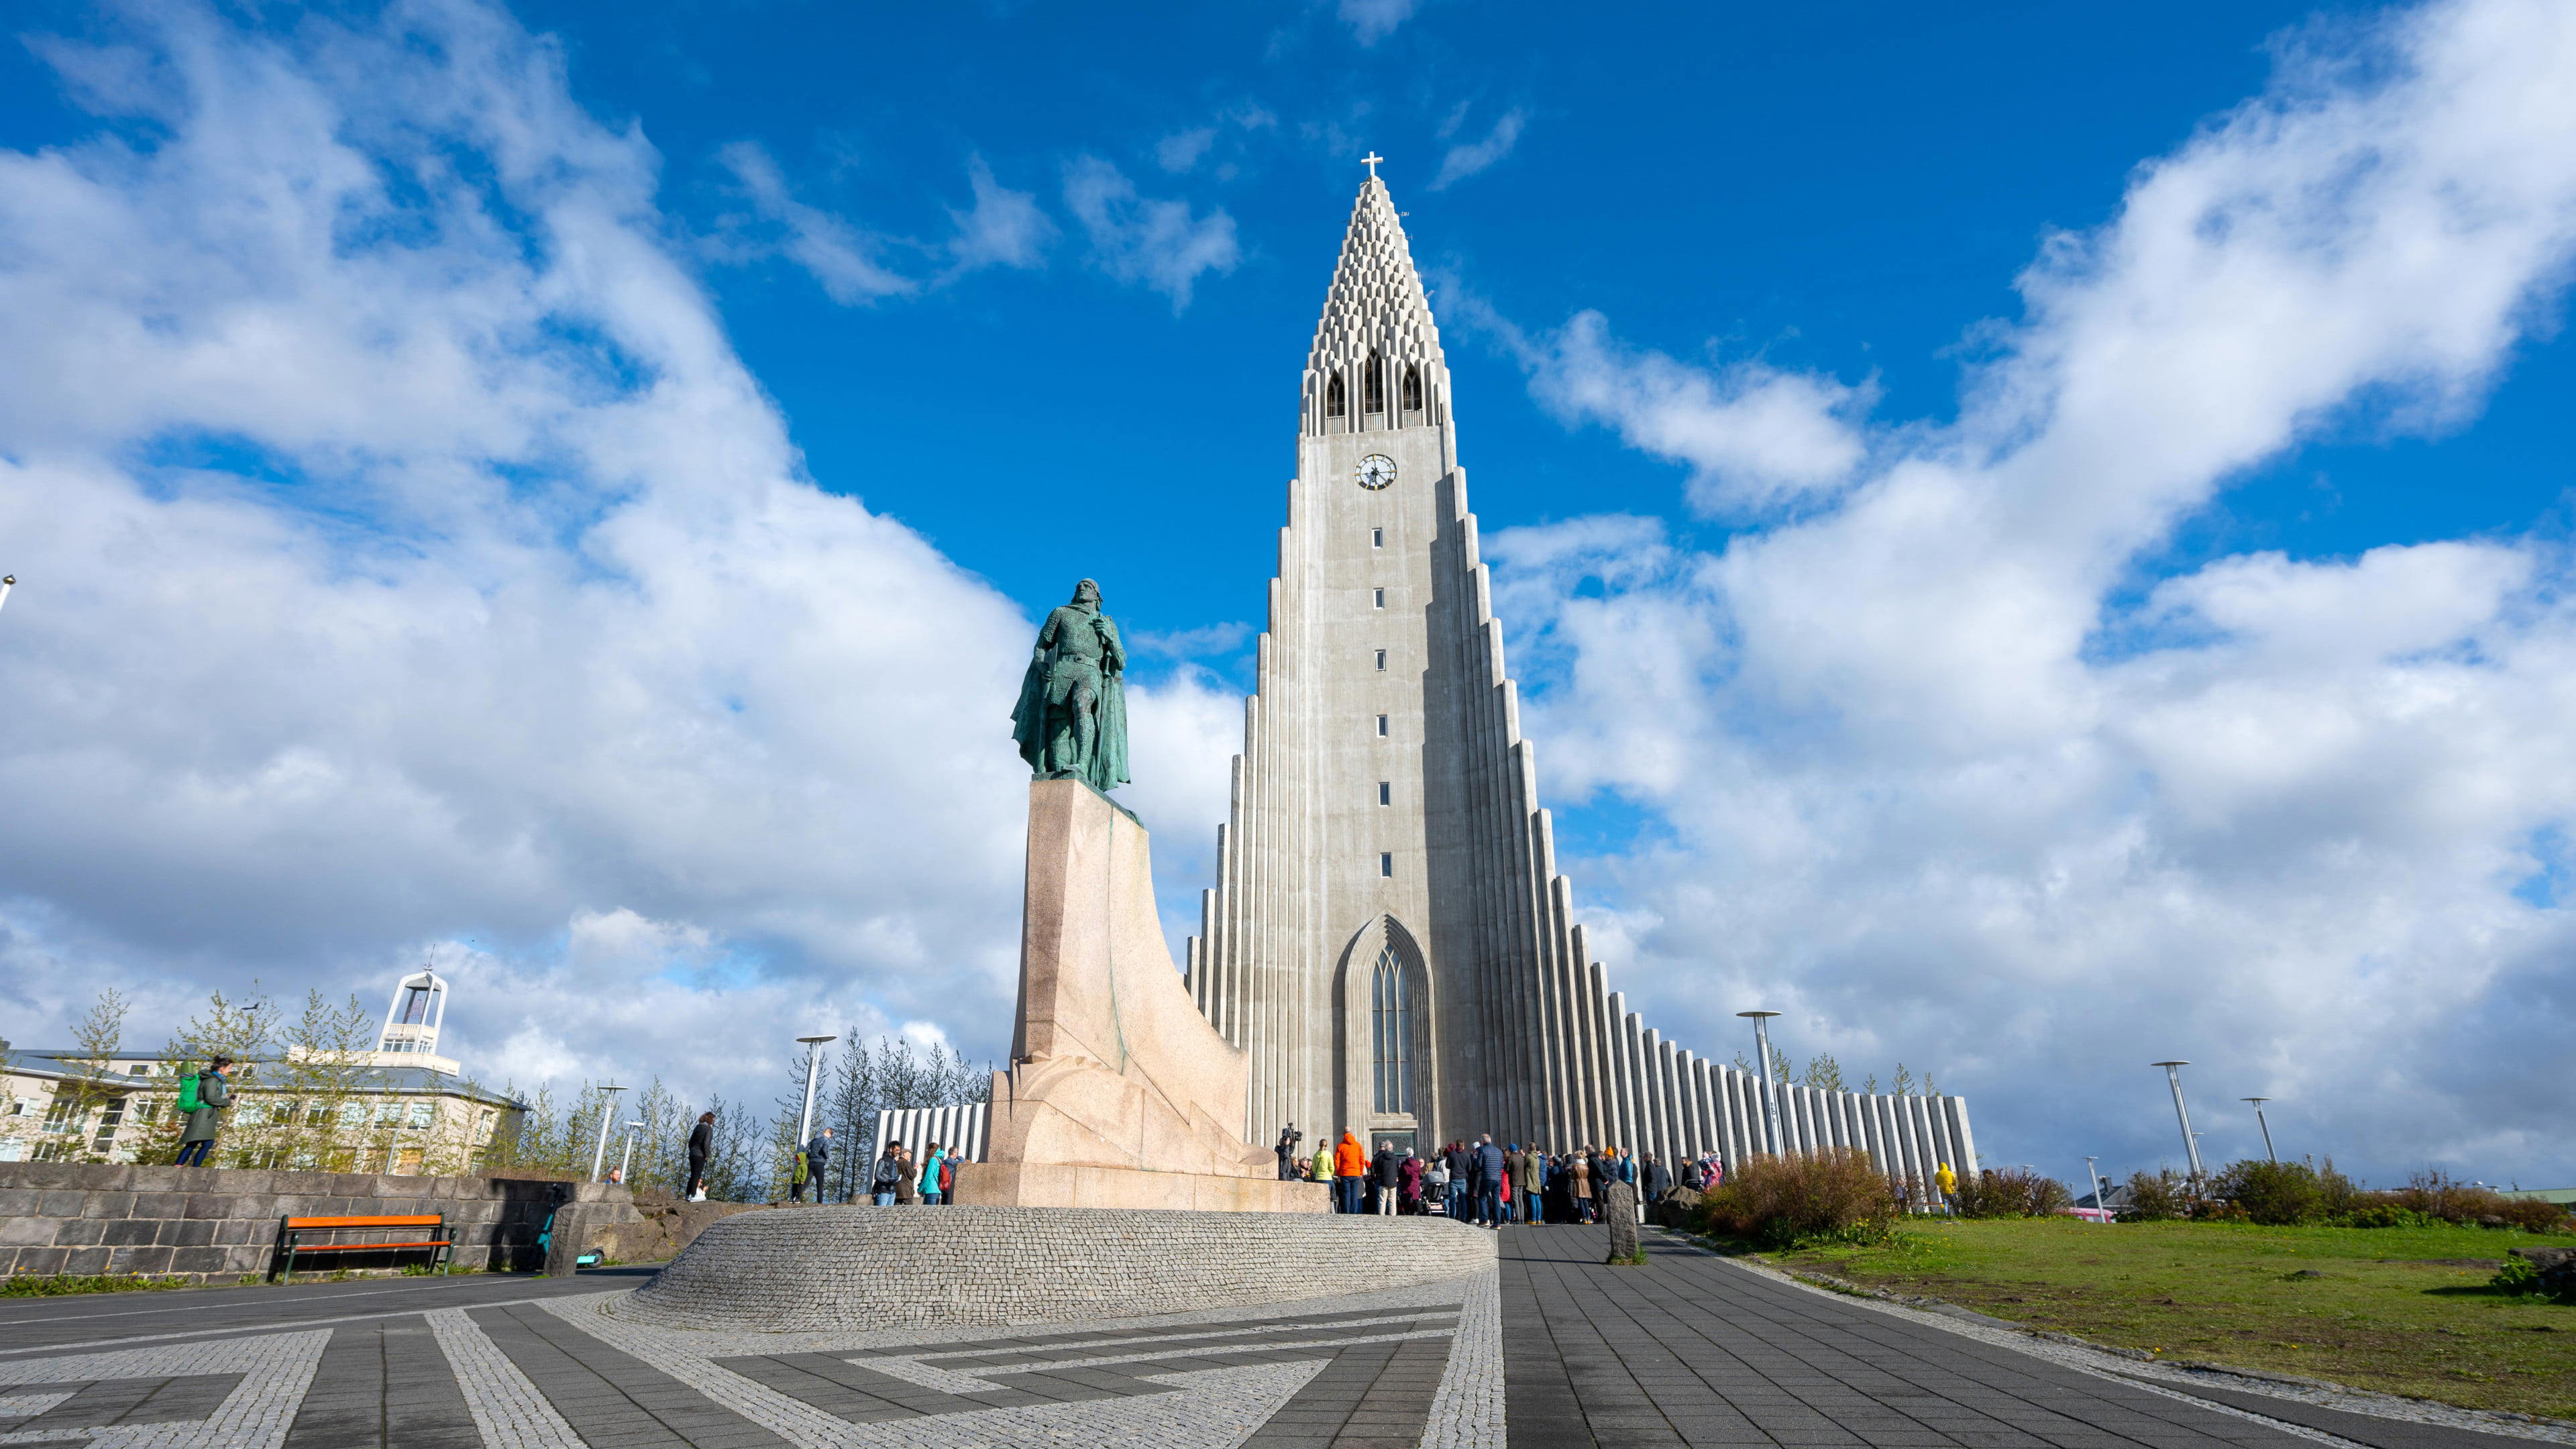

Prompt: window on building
[
  {"left": 1364, "top": 352, "right": 1385, "bottom": 414},
  {"left": 1380, "top": 852, "right": 1394, "bottom": 877},
  {"left": 1378, "top": 782, "right": 1391, "bottom": 805},
  {"left": 1371, "top": 947, "right": 1412, "bottom": 1114},
  {"left": 1375, "top": 649, "right": 1387, "bottom": 671},
  {"left": 138, "top": 1097, "right": 162, "bottom": 1122},
  {"left": 1325, "top": 374, "right": 1346, "bottom": 418},
  {"left": 1371, "top": 527, "right": 1383, "bottom": 547},
  {"left": 1376, "top": 714, "right": 1389, "bottom": 737},
  {"left": 42, "top": 1099, "right": 76, "bottom": 1134},
  {"left": 1373, "top": 588, "right": 1385, "bottom": 608},
  {"left": 1402, "top": 364, "right": 1422, "bottom": 412},
  {"left": 127, "top": 1064, "right": 150, "bottom": 1076},
  {"left": 408, "top": 1102, "right": 435, "bottom": 1128}
]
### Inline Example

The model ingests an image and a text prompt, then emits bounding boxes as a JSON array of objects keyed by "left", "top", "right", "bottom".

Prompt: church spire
[{"left": 1305, "top": 171, "right": 1448, "bottom": 433}]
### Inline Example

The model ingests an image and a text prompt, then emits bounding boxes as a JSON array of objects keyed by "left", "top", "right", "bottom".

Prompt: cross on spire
[{"left": 1361, "top": 152, "right": 1383, "bottom": 179}]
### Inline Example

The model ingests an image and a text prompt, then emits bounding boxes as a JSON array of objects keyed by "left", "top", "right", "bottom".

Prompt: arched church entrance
[{"left": 1334, "top": 914, "right": 1438, "bottom": 1152}]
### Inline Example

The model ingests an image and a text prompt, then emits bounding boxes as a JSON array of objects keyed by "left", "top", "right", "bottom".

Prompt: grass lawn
[{"left": 1761, "top": 1217, "right": 2576, "bottom": 1420}]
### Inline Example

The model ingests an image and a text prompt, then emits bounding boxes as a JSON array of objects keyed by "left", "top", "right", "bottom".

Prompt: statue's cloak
[{"left": 1012, "top": 610, "right": 1129, "bottom": 792}]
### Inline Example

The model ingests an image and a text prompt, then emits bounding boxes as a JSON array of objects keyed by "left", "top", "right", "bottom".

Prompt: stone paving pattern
[{"left": 2, "top": 1225, "right": 2566, "bottom": 1448}]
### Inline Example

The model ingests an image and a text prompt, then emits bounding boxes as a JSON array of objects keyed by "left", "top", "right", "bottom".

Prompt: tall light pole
[
  {"left": 2151, "top": 1062, "right": 2203, "bottom": 1178},
  {"left": 587, "top": 1084, "right": 627, "bottom": 1183},
  {"left": 2242, "top": 1097, "right": 2277, "bottom": 1163},
  {"left": 2083, "top": 1155, "right": 2106, "bottom": 1218},
  {"left": 617, "top": 1120, "right": 645, "bottom": 1183},
  {"left": 793, "top": 1035, "right": 837, "bottom": 1152},
  {"left": 0, "top": 576, "right": 15, "bottom": 615},
  {"left": 1738, "top": 1012, "right": 1784, "bottom": 1155}
]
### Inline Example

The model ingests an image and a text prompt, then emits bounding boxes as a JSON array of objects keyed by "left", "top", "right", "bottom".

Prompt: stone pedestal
[
  {"left": 956, "top": 780, "right": 1326, "bottom": 1213},
  {"left": 1603, "top": 1181, "right": 1640, "bottom": 1263}
]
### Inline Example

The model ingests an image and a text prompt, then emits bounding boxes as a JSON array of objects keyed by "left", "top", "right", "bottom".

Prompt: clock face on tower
[{"left": 1356, "top": 453, "right": 1397, "bottom": 490}]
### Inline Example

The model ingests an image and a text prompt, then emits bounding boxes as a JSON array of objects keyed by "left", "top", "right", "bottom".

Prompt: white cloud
[
  {"left": 1061, "top": 155, "right": 1239, "bottom": 309},
  {"left": 1430, "top": 107, "right": 1525, "bottom": 190},
  {"left": 1491, "top": 0, "right": 2576, "bottom": 1181},
  {"left": 716, "top": 141, "right": 916, "bottom": 304},
  {"left": 1156, "top": 127, "right": 1216, "bottom": 174},
  {"left": 1499, "top": 309, "right": 1875, "bottom": 515},
  {"left": 0, "top": 0, "right": 1212, "bottom": 1113},
  {"left": 1336, "top": 0, "right": 1421, "bottom": 46},
  {"left": 943, "top": 155, "right": 1055, "bottom": 275}
]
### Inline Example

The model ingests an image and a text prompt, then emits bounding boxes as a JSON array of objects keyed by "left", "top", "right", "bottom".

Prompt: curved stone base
[{"left": 624, "top": 1203, "right": 1496, "bottom": 1330}]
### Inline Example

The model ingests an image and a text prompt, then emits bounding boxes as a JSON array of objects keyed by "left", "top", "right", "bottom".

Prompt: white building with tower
[{"left": 1183, "top": 166, "right": 1979, "bottom": 1188}]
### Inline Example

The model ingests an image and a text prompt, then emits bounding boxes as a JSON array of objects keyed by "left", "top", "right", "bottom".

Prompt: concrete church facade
[{"left": 1183, "top": 172, "right": 1980, "bottom": 1189}]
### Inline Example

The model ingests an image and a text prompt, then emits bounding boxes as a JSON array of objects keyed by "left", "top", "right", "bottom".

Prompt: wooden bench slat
[
  {"left": 284, "top": 1215, "right": 445, "bottom": 1228},
  {"left": 289, "top": 1241, "right": 451, "bottom": 1251}
]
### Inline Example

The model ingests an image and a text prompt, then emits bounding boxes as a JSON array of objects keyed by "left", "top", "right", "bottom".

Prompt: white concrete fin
[{"left": 1309, "top": 176, "right": 1445, "bottom": 376}]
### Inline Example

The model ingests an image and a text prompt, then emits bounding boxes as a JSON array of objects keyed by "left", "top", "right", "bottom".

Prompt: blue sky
[{"left": 1, "top": 0, "right": 2572, "bottom": 1185}]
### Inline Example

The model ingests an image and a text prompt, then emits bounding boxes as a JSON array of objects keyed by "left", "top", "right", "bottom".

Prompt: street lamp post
[
  {"left": 0, "top": 576, "right": 15, "bottom": 615},
  {"left": 617, "top": 1120, "right": 645, "bottom": 1183},
  {"left": 2241, "top": 1097, "right": 2277, "bottom": 1163},
  {"left": 587, "top": 1085, "right": 627, "bottom": 1183},
  {"left": 2083, "top": 1155, "right": 2106, "bottom": 1221},
  {"left": 793, "top": 1035, "right": 838, "bottom": 1155},
  {"left": 1737, "top": 1012, "right": 1785, "bottom": 1155},
  {"left": 2151, "top": 1062, "right": 2203, "bottom": 1178}
]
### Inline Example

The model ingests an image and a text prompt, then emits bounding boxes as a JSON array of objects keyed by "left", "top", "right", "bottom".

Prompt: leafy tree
[{"left": 1803, "top": 1053, "right": 1844, "bottom": 1093}]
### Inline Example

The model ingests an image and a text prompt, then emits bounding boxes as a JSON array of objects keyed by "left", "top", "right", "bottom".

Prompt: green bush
[
  {"left": 1697, "top": 1148, "right": 1899, "bottom": 1248},
  {"left": 2340, "top": 1202, "right": 2440, "bottom": 1229},
  {"left": 2214, "top": 1159, "right": 2328, "bottom": 1225},
  {"left": 2492, "top": 1256, "right": 2543, "bottom": 1295},
  {"left": 2119, "top": 1168, "right": 2195, "bottom": 1222},
  {"left": 1951, "top": 1167, "right": 2073, "bottom": 1218},
  {"left": 2360, "top": 1171, "right": 2573, "bottom": 1233}
]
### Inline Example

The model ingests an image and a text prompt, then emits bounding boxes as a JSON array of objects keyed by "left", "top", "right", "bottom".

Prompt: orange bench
[{"left": 275, "top": 1214, "right": 451, "bottom": 1283}]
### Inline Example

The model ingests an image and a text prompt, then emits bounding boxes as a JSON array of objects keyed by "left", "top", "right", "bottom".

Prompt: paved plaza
[{"left": 0, "top": 1231, "right": 2554, "bottom": 1449}]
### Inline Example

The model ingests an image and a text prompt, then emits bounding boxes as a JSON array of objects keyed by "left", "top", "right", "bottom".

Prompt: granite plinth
[
  {"left": 953, "top": 1161, "right": 1327, "bottom": 1212},
  {"left": 623, "top": 1203, "right": 1493, "bottom": 1329}
]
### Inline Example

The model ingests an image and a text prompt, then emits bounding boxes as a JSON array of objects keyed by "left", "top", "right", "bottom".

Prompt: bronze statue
[{"left": 1012, "top": 578, "right": 1129, "bottom": 791}]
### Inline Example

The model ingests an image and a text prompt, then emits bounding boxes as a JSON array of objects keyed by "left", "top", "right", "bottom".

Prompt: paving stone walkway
[{"left": 0, "top": 1230, "right": 2555, "bottom": 1448}]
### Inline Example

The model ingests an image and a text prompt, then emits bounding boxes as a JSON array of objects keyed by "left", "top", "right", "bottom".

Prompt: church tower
[{"left": 1187, "top": 170, "right": 1982, "bottom": 1187}]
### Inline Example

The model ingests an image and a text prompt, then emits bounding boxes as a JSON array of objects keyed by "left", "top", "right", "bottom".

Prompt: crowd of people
[{"left": 1281, "top": 1129, "right": 1730, "bottom": 1225}]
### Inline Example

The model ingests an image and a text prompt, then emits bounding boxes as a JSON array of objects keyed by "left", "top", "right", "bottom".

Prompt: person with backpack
[
  {"left": 918, "top": 1142, "right": 946, "bottom": 1205},
  {"left": 172, "top": 1056, "right": 232, "bottom": 1167},
  {"left": 788, "top": 1146, "right": 810, "bottom": 1203},
  {"left": 871, "top": 1139, "right": 904, "bottom": 1205},
  {"left": 936, "top": 1149, "right": 957, "bottom": 1204},
  {"left": 806, "top": 1128, "right": 835, "bottom": 1204}
]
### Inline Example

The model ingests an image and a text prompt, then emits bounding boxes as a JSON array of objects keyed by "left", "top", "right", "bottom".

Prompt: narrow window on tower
[
  {"left": 1375, "top": 649, "right": 1387, "bottom": 671},
  {"left": 1376, "top": 714, "right": 1389, "bottom": 737},
  {"left": 1373, "top": 588, "right": 1385, "bottom": 608},
  {"left": 1325, "top": 374, "right": 1346, "bottom": 419},
  {"left": 1380, "top": 852, "right": 1395, "bottom": 878},
  {"left": 1371, "top": 528, "right": 1383, "bottom": 548},
  {"left": 1402, "top": 364, "right": 1422, "bottom": 412},
  {"left": 1378, "top": 782, "right": 1391, "bottom": 805},
  {"left": 1364, "top": 352, "right": 1385, "bottom": 415}
]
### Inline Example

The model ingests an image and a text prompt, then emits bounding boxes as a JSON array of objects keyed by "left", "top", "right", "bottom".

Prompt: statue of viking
[{"left": 1010, "top": 578, "right": 1130, "bottom": 792}]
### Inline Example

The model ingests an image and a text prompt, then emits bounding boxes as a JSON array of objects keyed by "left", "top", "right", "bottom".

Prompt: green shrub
[
  {"left": 1951, "top": 1167, "right": 2073, "bottom": 1218},
  {"left": 1697, "top": 1148, "right": 1899, "bottom": 1248},
  {"left": 2492, "top": 1256, "right": 2543, "bottom": 1295},
  {"left": 2359, "top": 1171, "right": 2574, "bottom": 1232},
  {"left": 2120, "top": 1168, "right": 2194, "bottom": 1222},
  {"left": 2340, "top": 1202, "right": 2440, "bottom": 1229},
  {"left": 2214, "top": 1159, "right": 2328, "bottom": 1225}
]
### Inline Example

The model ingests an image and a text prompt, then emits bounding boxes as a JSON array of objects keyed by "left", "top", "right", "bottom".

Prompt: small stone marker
[{"left": 1603, "top": 1182, "right": 1640, "bottom": 1263}]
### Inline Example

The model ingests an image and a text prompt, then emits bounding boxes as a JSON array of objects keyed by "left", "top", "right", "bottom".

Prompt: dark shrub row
[{"left": 2123, "top": 1163, "right": 2571, "bottom": 1231}]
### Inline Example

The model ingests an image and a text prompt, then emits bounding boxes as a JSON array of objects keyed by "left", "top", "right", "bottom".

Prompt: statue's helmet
[{"left": 1072, "top": 578, "right": 1102, "bottom": 604}]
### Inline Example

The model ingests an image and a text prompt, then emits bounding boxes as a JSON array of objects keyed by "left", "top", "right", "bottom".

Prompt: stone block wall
[
  {"left": 629, "top": 1203, "right": 1499, "bottom": 1330},
  {"left": 0, "top": 1161, "right": 646, "bottom": 1283}
]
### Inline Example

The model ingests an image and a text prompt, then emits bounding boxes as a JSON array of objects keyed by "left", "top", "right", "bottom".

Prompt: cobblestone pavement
[
  {"left": 0, "top": 1229, "right": 2557, "bottom": 1449},
  {"left": 1500, "top": 1226, "right": 2555, "bottom": 1449}
]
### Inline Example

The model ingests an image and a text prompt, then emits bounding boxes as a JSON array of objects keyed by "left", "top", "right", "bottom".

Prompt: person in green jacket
[
  {"left": 173, "top": 1057, "right": 233, "bottom": 1167},
  {"left": 918, "top": 1143, "right": 947, "bottom": 1205}
]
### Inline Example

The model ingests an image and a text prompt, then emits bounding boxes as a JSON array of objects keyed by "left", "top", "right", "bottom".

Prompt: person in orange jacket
[{"left": 1333, "top": 1130, "right": 1368, "bottom": 1214}]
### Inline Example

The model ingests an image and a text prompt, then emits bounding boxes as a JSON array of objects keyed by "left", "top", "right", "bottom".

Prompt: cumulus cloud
[
  {"left": 1430, "top": 107, "right": 1526, "bottom": 191},
  {"left": 0, "top": 0, "right": 1211, "bottom": 1111},
  {"left": 1061, "top": 155, "right": 1240, "bottom": 309},
  {"left": 1492, "top": 0, "right": 2576, "bottom": 1180},
  {"left": 1155, "top": 127, "right": 1216, "bottom": 174}
]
